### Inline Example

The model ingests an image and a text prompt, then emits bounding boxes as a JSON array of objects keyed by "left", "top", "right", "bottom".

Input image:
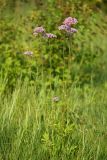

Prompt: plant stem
[
  {"left": 49, "top": 40, "right": 52, "bottom": 90},
  {"left": 68, "top": 36, "right": 72, "bottom": 84}
]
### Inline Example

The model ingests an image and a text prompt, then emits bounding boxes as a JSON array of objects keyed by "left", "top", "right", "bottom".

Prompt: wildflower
[
  {"left": 45, "top": 33, "right": 57, "bottom": 39},
  {"left": 67, "top": 27, "right": 78, "bottom": 34},
  {"left": 33, "top": 26, "right": 45, "bottom": 36},
  {"left": 23, "top": 51, "right": 33, "bottom": 56},
  {"left": 63, "top": 17, "right": 78, "bottom": 26},
  {"left": 58, "top": 24, "right": 77, "bottom": 34},
  {"left": 52, "top": 96, "right": 60, "bottom": 102},
  {"left": 58, "top": 24, "right": 71, "bottom": 31},
  {"left": 58, "top": 17, "right": 78, "bottom": 35}
]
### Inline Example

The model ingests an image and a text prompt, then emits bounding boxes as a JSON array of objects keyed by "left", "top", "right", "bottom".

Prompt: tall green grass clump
[{"left": 0, "top": 80, "right": 107, "bottom": 160}]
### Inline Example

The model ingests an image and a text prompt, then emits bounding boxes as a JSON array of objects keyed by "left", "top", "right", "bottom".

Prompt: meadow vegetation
[{"left": 0, "top": 0, "right": 107, "bottom": 159}]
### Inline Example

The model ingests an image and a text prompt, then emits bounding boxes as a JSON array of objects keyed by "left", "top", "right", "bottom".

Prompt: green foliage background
[{"left": 0, "top": 0, "right": 107, "bottom": 88}]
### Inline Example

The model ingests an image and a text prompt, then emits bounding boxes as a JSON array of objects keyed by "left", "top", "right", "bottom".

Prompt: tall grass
[{"left": 0, "top": 80, "right": 107, "bottom": 160}]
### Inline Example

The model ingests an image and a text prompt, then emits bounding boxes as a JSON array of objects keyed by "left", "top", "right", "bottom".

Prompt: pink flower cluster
[
  {"left": 33, "top": 26, "right": 57, "bottom": 39},
  {"left": 58, "top": 17, "right": 78, "bottom": 34},
  {"left": 45, "top": 33, "right": 57, "bottom": 38},
  {"left": 63, "top": 17, "right": 78, "bottom": 26},
  {"left": 23, "top": 17, "right": 78, "bottom": 56},
  {"left": 33, "top": 26, "right": 45, "bottom": 33},
  {"left": 33, "top": 26, "right": 45, "bottom": 36}
]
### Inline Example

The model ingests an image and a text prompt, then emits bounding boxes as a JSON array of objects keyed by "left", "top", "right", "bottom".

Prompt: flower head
[
  {"left": 58, "top": 16, "right": 78, "bottom": 35},
  {"left": 58, "top": 24, "right": 70, "bottom": 31},
  {"left": 33, "top": 26, "right": 45, "bottom": 36},
  {"left": 58, "top": 24, "right": 77, "bottom": 34},
  {"left": 23, "top": 51, "right": 33, "bottom": 56},
  {"left": 63, "top": 17, "right": 78, "bottom": 26},
  {"left": 45, "top": 33, "right": 57, "bottom": 39},
  {"left": 68, "top": 28, "right": 78, "bottom": 34}
]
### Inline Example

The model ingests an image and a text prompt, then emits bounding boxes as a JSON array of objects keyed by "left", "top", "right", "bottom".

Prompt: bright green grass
[{"left": 0, "top": 81, "right": 107, "bottom": 160}]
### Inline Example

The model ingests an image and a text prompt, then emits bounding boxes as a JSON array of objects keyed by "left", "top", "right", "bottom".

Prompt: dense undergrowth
[{"left": 0, "top": 0, "right": 107, "bottom": 88}]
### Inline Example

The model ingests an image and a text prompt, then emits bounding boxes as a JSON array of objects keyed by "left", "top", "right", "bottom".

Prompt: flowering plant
[
  {"left": 23, "top": 16, "right": 78, "bottom": 87},
  {"left": 58, "top": 17, "right": 78, "bottom": 35}
]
